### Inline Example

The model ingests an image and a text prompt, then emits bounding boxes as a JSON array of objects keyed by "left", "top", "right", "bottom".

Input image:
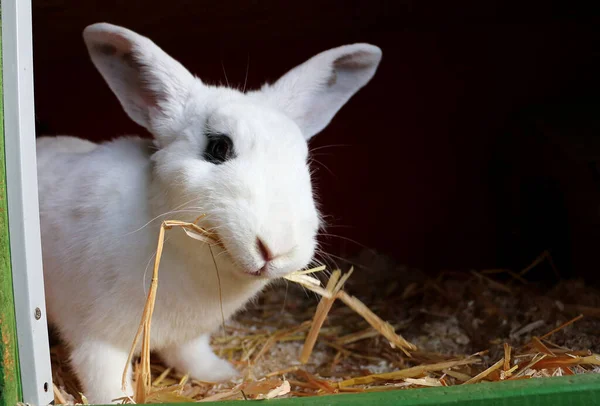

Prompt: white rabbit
[{"left": 36, "top": 22, "right": 382, "bottom": 404}]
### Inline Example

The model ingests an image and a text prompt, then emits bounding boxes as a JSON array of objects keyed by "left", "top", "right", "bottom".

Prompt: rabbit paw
[{"left": 160, "top": 334, "right": 240, "bottom": 383}]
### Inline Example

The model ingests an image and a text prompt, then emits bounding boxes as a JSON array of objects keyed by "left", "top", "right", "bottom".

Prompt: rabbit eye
[{"left": 204, "top": 134, "right": 234, "bottom": 164}]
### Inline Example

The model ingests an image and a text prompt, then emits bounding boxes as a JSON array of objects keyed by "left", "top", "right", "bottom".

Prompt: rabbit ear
[
  {"left": 83, "top": 23, "right": 195, "bottom": 141},
  {"left": 258, "top": 43, "right": 382, "bottom": 140}
]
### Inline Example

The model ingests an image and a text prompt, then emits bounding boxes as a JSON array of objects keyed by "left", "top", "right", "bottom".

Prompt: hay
[{"left": 49, "top": 220, "right": 600, "bottom": 404}]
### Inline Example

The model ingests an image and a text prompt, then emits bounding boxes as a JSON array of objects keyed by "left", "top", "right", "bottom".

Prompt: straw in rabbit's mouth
[
  {"left": 195, "top": 229, "right": 257, "bottom": 276},
  {"left": 191, "top": 224, "right": 274, "bottom": 279}
]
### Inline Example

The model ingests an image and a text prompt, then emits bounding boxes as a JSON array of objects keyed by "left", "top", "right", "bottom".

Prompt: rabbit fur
[{"left": 36, "top": 22, "right": 382, "bottom": 404}]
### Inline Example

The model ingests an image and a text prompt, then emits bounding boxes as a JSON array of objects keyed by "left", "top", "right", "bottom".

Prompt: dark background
[{"left": 32, "top": 1, "right": 600, "bottom": 282}]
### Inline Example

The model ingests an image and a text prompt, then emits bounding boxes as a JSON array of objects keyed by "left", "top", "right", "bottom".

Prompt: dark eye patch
[{"left": 203, "top": 133, "right": 235, "bottom": 164}]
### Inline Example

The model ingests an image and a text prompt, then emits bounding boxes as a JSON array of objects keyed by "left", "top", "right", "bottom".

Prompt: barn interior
[{"left": 31, "top": 1, "right": 600, "bottom": 402}]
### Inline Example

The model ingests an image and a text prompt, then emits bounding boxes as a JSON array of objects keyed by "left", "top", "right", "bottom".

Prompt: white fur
[{"left": 37, "top": 22, "right": 382, "bottom": 404}]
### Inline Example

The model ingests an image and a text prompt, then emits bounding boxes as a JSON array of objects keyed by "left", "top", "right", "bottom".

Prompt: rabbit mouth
[
  {"left": 198, "top": 228, "right": 286, "bottom": 280},
  {"left": 241, "top": 263, "right": 273, "bottom": 278},
  {"left": 203, "top": 232, "right": 268, "bottom": 278}
]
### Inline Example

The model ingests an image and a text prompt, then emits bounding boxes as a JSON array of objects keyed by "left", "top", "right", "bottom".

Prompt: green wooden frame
[
  {"left": 0, "top": 8, "right": 24, "bottom": 406},
  {"left": 1, "top": 0, "right": 54, "bottom": 404},
  {"left": 97, "top": 374, "right": 600, "bottom": 406},
  {"left": 212, "top": 374, "right": 600, "bottom": 405}
]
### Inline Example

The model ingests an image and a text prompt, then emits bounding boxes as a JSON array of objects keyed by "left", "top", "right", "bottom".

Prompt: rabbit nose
[
  {"left": 256, "top": 237, "right": 294, "bottom": 262},
  {"left": 256, "top": 237, "right": 275, "bottom": 262},
  {"left": 256, "top": 236, "right": 296, "bottom": 266}
]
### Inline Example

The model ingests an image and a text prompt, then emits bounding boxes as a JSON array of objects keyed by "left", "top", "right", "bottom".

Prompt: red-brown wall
[{"left": 32, "top": 1, "right": 600, "bottom": 281}]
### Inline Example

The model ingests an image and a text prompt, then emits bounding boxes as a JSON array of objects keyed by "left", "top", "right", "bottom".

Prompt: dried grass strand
[
  {"left": 540, "top": 314, "right": 584, "bottom": 340},
  {"left": 299, "top": 271, "right": 343, "bottom": 364},
  {"left": 463, "top": 358, "right": 504, "bottom": 384}
]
